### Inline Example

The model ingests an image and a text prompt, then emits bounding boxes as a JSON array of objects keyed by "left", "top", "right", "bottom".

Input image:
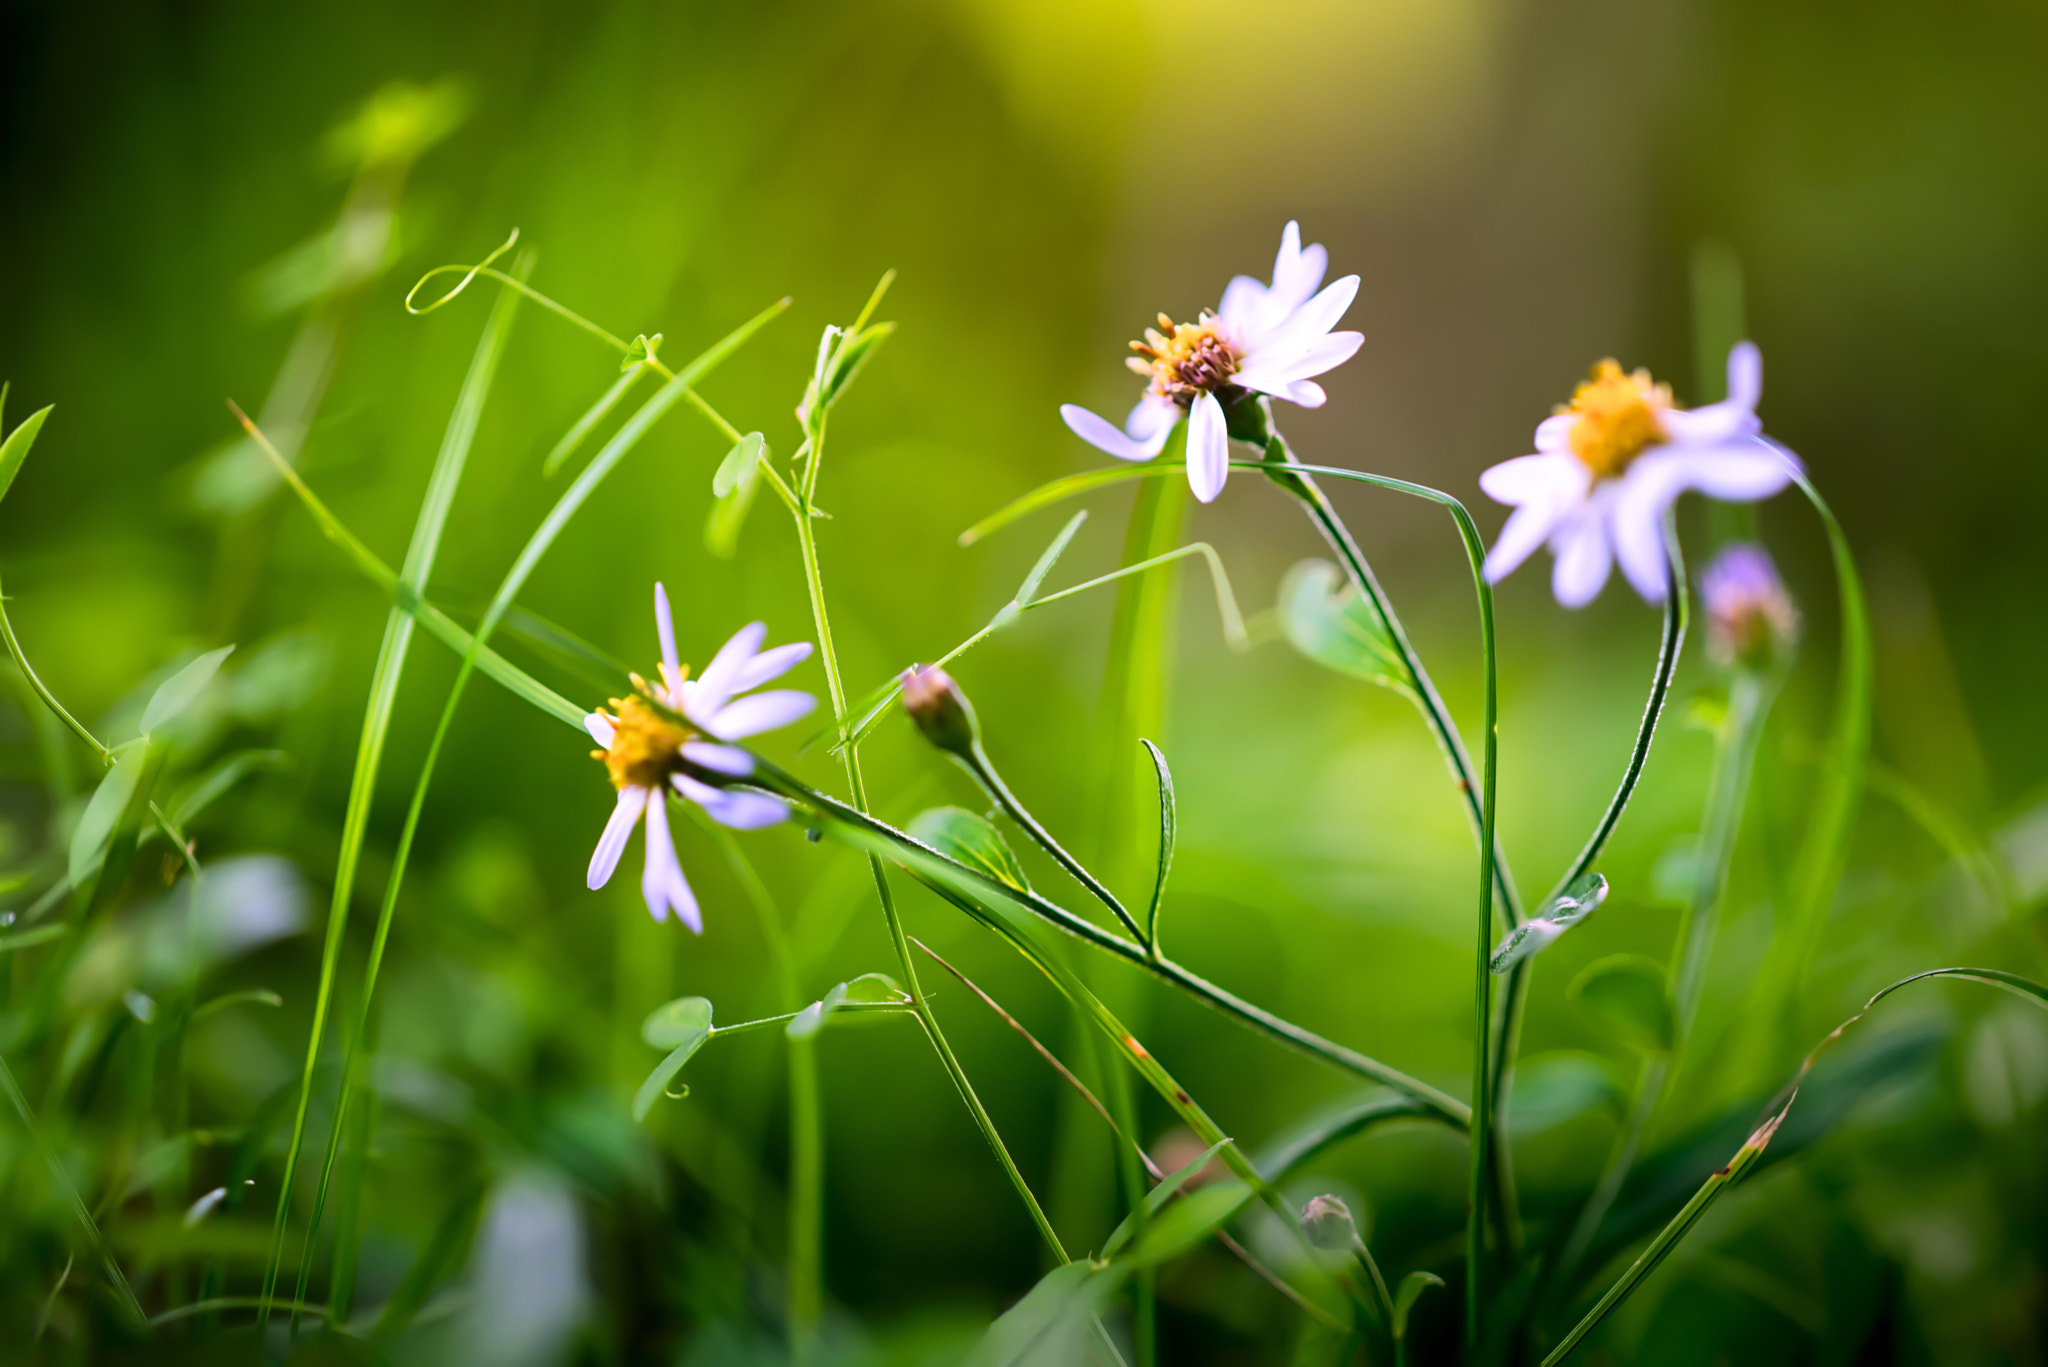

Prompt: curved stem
[
  {"left": 960, "top": 741, "right": 1146, "bottom": 945},
  {"left": 0, "top": 569, "right": 112, "bottom": 766}
]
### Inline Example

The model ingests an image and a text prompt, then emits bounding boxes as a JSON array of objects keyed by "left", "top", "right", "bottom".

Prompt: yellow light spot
[{"left": 1562, "top": 359, "right": 1671, "bottom": 480}]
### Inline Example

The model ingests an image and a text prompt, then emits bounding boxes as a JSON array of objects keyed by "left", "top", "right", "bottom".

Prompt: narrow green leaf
[
  {"left": 1101, "top": 1138, "right": 1229, "bottom": 1258},
  {"left": 140, "top": 645, "right": 236, "bottom": 734},
  {"left": 706, "top": 432, "right": 767, "bottom": 560},
  {"left": 641, "top": 995, "right": 715, "bottom": 1049},
  {"left": 1141, "top": 739, "right": 1176, "bottom": 948},
  {"left": 1121, "top": 1180, "right": 1252, "bottom": 1269},
  {"left": 634, "top": 1031, "right": 713, "bottom": 1122},
  {"left": 193, "top": 988, "right": 284, "bottom": 1021},
  {"left": 909, "top": 807, "right": 1032, "bottom": 894},
  {"left": 1490, "top": 872, "right": 1609, "bottom": 973},
  {"left": 1392, "top": 1270, "right": 1445, "bottom": 1340},
  {"left": 1278, "top": 558, "right": 1414, "bottom": 694},
  {"left": 621, "top": 332, "right": 663, "bottom": 372},
  {"left": 1013, "top": 510, "right": 1089, "bottom": 607},
  {"left": 68, "top": 743, "right": 146, "bottom": 886},
  {"left": 543, "top": 365, "right": 646, "bottom": 476},
  {"left": 0, "top": 923, "right": 68, "bottom": 954},
  {"left": 822, "top": 322, "right": 894, "bottom": 409},
  {"left": 0, "top": 399, "right": 52, "bottom": 507},
  {"left": 372, "top": 1179, "right": 486, "bottom": 1339},
  {"left": 170, "top": 748, "right": 289, "bottom": 828},
  {"left": 1569, "top": 955, "right": 1676, "bottom": 1055}
]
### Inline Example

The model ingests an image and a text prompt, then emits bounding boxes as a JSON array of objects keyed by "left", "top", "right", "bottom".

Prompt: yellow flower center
[
  {"left": 593, "top": 694, "right": 696, "bottom": 791},
  {"left": 1562, "top": 359, "right": 1672, "bottom": 480},
  {"left": 1127, "top": 313, "right": 1241, "bottom": 406}
]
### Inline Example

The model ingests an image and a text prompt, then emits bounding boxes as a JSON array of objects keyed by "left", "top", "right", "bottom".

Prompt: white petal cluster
[
  {"left": 1480, "top": 343, "right": 1800, "bottom": 607},
  {"left": 1060, "top": 222, "right": 1365, "bottom": 503},
  {"left": 584, "top": 584, "right": 814, "bottom": 929}
]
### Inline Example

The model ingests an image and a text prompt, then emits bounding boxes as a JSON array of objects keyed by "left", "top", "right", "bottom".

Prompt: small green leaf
[
  {"left": 621, "top": 332, "right": 662, "bottom": 373},
  {"left": 908, "top": 807, "right": 1032, "bottom": 893},
  {"left": 1506, "top": 1052, "right": 1624, "bottom": 1136},
  {"left": 1141, "top": 739, "right": 1176, "bottom": 948},
  {"left": 140, "top": 645, "right": 236, "bottom": 734},
  {"left": 967, "top": 1261, "right": 1124, "bottom": 1367},
  {"left": 1278, "top": 558, "right": 1414, "bottom": 694},
  {"left": 634, "top": 1032, "right": 713, "bottom": 1122},
  {"left": 821, "top": 323, "right": 894, "bottom": 409},
  {"left": 1011, "top": 510, "right": 1088, "bottom": 607},
  {"left": 641, "top": 995, "right": 714, "bottom": 1049},
  {"left": 711, "top": 431, "right": 766, "bottom": 498},
  {"left": 1569, "top": 954, "right": 1677, "bottom": 1055},
  {"left": 1489, "top": 872, "right": 1609, "bottom": 973},
  {"left": 1122, "top": 1180, "right": 1252, "bottom": 1269},
  {"left": 68, "top": 744, "right": 147, "bottom": 886},
  {"left": 1392, "top": 1270, "right": 1445, "bottom": 1340},
  {"left": 193, "top": 988, "right": 285, "bottom": 1021},
  {"left": 0, "top": 394, "right": 52, "bottom": 507},
  {"left": 1101, "top": 1137, "right": 1228, "bottom": 1259},
  {"left": 706, "top": 432, "right": 767, "bottom": 560}
]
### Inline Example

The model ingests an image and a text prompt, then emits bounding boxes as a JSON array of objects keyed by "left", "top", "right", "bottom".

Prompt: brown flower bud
[{"left": 900, "top": 665, "right": 980, "bottom": 757}]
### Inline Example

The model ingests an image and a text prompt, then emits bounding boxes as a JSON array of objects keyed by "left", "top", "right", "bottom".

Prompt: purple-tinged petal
[
  {"left": 1610, "top": 469, "right": 1678, "bottom": 602},
  {"left": 1061, "top": 403, "right": 1172, "bottom": 462},
  {"left": 1186, "top": 393, "right": 1229, "bottom": 503},
  {"left": 703, "top": 689, "right": 817, "bottom": 741},
  {"left": 1664, "top": 442, "right": 1797, "bottom": 501},
  {"left": 584, "top": 712, "right": 616, "bottom": 749},
  {"left": 1484, "top": 499, "right": 1573, "bottom": 584},
  {"left": 677, "top": 773, "right": 789, "bottom": 830},
  {"left": 640, "top": 794, "right": 701, "bottom": 931},
  {"left": 1533, "top": 413, "right": 1577, "bottom": 451},
  {"left": 653, "top": 582, "right": 680, "bottom": 684},
  {"left": 1478, "top": 452, "right": 1586, "bottom": 507},
  {"left": 1125, "top": 394, "right": 1178, "bottom": 443},
  {"left": 588, "top": 787, "right": 647, "bottom": 890},
  {"left": 1550, "top": 509, "right": 1615, "bottom": 608},
  {"left": 730, "top": 641, "right": 812, "bottom": 694},
  {"left": 1726, "top": 341, "right": 1761, "bottom": 410},
  {"left": 685, "top": 621, "right": 768, "bottom": 720},
  {"left": 681, "top": 742, "right": 753, "bottom": 776},
  {"left": 1280, "top": 379, "right": 1327, "bottom": 408}
]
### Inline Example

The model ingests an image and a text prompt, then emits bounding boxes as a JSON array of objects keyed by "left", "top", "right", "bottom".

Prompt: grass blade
[{"left": 259, "top": 255, "right": 529, "bottom": 1331}]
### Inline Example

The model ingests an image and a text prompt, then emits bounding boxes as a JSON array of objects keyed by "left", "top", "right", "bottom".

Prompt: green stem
[
  {"left": 787, "top": 352, "right": 1066, "bottom": 1276},
  {"left": 0, "top": 569, "right": 113, "bottom": 766}
]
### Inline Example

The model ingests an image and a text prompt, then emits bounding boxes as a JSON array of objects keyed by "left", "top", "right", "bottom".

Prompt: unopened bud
[
  {"left": 1300, "top": 1194, "right": 1358, "bottom": 1251},
  {"left": 900, "top": 665, "right": 979, "bottom": 757},
  {"left": 1699, "top": 544, "right": 1798, "bottom": 670}
]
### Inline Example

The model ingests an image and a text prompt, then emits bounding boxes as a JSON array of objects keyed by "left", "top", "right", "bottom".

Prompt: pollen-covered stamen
[
  {"left": 593, "top": 695, "right": 697, "bottom": 791},
  {"left": 1562, "top": 359, "right": 1673, "bottom": 480},
  {"left": 1126, "top": 311, "right": 1241, "bottom": 407}
]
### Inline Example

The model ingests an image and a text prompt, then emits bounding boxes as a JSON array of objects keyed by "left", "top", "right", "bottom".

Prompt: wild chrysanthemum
[
  {"left": 1479, "top": 342, "right": 1799, "bottom": 607},
  {"left": 583, "top": 585, "right": 813, "bottom": 928},
  {"left": 1060, "top": 221, "right": 1365, "bottom": 503}
]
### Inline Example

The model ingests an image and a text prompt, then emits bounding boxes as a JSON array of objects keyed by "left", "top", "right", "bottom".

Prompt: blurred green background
[{"left": 2, "top": 0, "right": 2045, "bottom": 1361}]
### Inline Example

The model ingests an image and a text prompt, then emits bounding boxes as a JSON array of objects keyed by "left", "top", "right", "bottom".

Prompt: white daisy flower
[
  {"left": 583, "top": 584, "right": 814, "bottom": 929},
  {"left": 1479, "top": 343, "right": 1801, "bottom": 608},
  {"left": 1059, "top": 221, "right": 1365, "bottom": 504}
]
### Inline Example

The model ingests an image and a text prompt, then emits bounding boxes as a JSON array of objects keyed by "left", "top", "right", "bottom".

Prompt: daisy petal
[
  {"left": 640, "top": 794, "right": 701, "bottom": 930},
  {"left": 588, "top": 787, "right": 648, "bottom": 890},
  {"left": 1478, "top": 452, "right": 1586, "bottom": 506},
  {"left": 1267, "top": 275, "right": 1360, "bottom": 352},
  {"left": 1668, "top": 443, "right": 1797, "bottom": 501},
  {"left": 1726, "top": 341, "right": 1762, "bottom": 410},
  {"left": 1218, "top": 275, "right": 1269, "bottom": 331},
  {"left": 584, "top": 712, "right": 616, "bottom": 749},
  {"left": 1533, "top": 414, "right": 1577, "bottom": 451},
  {"left": 653, "top": 583, "right": 680, "bottom": 683},
  {"left": 1550, "top": 510, "right": 1615, "bottom": 609},
  {"left": 687, "top": 621, "right": 768, "bottom": 719},
  {"left": 681, "top": 741, "right": 753, "bottom": 776},
  {"left": 1610, "top": 475, "right": 1676, "bottom": 603},
  {"left": 1484, "top": 499, "right": 1572, "bottom": 584},
  {"left": 1281, "top": 380, "right": 1327, "bottom": 408},
  {"left": 1239, "top": 330, "right": 1364, "bottom": 388},
  {"left": 1186, "top": 392, "right": 1229, "bottom": 503},
  {"left": 1062, "top": 403, "right": 1172, "bottom": 462},
  {"left": 677, "top": 774, "right": 789, "bottom": 830},
  {"left": 730, "top": 641, "right": 812, "bottom": 694},
  {"left": 1126, "top": 394, "right": 1178, "bottom": 444},
  {"left": 703, "top": 689, "right": 817, "bottom": 741}
]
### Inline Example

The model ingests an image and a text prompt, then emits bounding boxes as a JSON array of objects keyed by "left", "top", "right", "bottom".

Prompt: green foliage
[
  {"left": 1568, "top": 955, "right": 1678, "bottom": 1055},
  {"left": 908, "top": 807, "right": 1033, "bottom": 893}
]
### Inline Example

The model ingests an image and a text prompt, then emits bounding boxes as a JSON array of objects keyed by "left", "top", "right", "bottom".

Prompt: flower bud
[
  {"left": 900, "top": 665, "right": 979, "bottom": 757},
  {"left": 1300, "top": 1193, "right": 1358, "bottom": 1251},
  {"left": 1699, "top": 543, "right": 1798, "bottom": 670}
]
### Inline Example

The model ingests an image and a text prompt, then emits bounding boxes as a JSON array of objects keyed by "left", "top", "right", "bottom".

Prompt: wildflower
[
  {"left": 1301, "top": 1194, "right": 1360, "bottom": 1251},
  {"left": 1060, "top": 222, "right": 1365, "bottom": 504},
  {"left": 584, "top": 585, "right": 814, "bottom": 928},
  {"left": 1479, "top": 343, "right": 1799, "bottom": 607},
  {"left": 1699, "top": 543, "right": 1798, "bottom": 668}
]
